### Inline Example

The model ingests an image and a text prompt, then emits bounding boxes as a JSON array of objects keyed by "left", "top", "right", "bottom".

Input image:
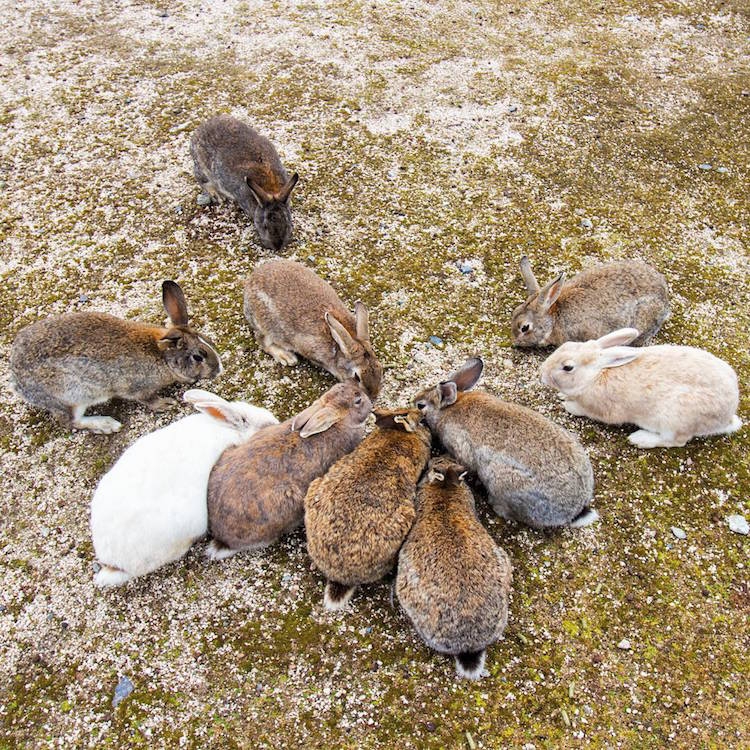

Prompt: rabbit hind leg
[{"left": 70, "top": 404, "right": 121, "bottom": 434}]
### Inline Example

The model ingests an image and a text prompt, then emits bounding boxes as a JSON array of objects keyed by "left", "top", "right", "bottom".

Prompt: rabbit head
[
  {"left": 412, "top": 357, "right": 484, "bottom": 427},
  {"left": 425, "top": 455, "right": 468, "bottom": 486},
  {"left": 247, "top": 173, "right": 299, "bottom": 252},
  {"left": 291, "top": 379, "right": 372, "bottom": 438},
  {"left": 157, "top": 281, "right": 222, "bottom": 383},
  {"left": 373, "top": 407, "right": 431, "bottom": 446},
  {"left": 511, "top": 256, "right": 566, "bottom": 347},
  {"left": 326, "top": 303, "right": 383, "bottom": 398},
  {"left": 540, "top": 328, "right": 641, "bottom": 396},
  {"left": 183, "top": 389, "right": 277, "bottom": 437}
]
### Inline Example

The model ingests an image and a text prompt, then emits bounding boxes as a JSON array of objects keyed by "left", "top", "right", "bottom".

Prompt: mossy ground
[{"left": 0, "top": 0, "right": 748, "bottom": 747}]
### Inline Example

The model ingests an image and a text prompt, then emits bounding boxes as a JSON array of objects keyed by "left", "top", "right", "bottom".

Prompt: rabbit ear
[
  {"left": 538, "top": 272, "right": 565, "bottom": 311},
  {"left": 183, "top": 389, "right": 228, "bottom": 405},
  {"left": 446, "top": 357, "right": 484, "bottom": 393},
  {"left": 519, "top": 256, "right": 539, "bottom": 295},
  {"left": 192, "top": 401, "right": 250, "bottom": 430},
  {"left": 596, "top": 328, "right": 640, "bottom": 348},
  {"left": 277, "top": 172, "right": 299, "bottom": 203},
  {"left": 598, "top": 346, "right": 640, "bottom": 369},
  {"left": 354, "top": 302, "right": 370, "bottom": 341},
  {"left": 157, "top": 330, "right": 184, "bottom": 350},
  {"left": 297, "top": 406, "right": 342, "bottom": 438},
  {"left": 438, "top": 381, "right": 458, "bottom": 407},
  {"left": 162, "top": 281, "right": 189, "bottom": 326},
  {"left": 246, "top": 178, "right": 273, "bottom": 206},
  {"left": 326, "top": 313, "right": 357, "bottom": 358}
]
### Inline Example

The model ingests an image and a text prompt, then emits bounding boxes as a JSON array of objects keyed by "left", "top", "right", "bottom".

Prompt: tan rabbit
[
  {"left": 244, "top": 259, "right": 382, "bottom": 398},
  {"left": 304, "top": 408, "right": 431, "bottom": 610},
  {"left": 397, "top": 456, "right": 513, "bottom": 680},
  {"left": 191, "top": 115, "right": 299, "bottom": 251},
  {"left": 412, "top": 358, "right": 596, "bottom": 529},
  {"left": 10, "top": 281, "right": 222, "bottom": 433},
  {"left": 540, "top": 327, "right": 743, "bottom": 448},
  {"left": 511, "top": 256, "right": 669, "bottom": 348},
  {"left": 206, "top": 381, "right": 372, "bottom": 559}
]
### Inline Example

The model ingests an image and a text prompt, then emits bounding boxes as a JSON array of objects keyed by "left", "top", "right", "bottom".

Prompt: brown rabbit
[
  {"left": 190, "top": 115, "right": 299, "bottom": 252},
  {"left": 10, "top": 281, "right": 222, "bottom": 433},
  {"left": 304, "top": 408, "right": 431, "bottom": 610},
  {"left": 397, "top": 456, "right": 513, "bottom": 680},
  {"left": 206, "top": 381, "right": 372, "bottom": 559},
  {"left": 244, "top": 259, "right": 382, "bottom": 398}
]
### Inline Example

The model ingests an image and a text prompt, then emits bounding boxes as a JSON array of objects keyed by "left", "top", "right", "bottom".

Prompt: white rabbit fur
[
  {"left": 540, "top": 328, "right": 742, "bottom": 448},
  {"left": 91, "top": 390, "right": 278, "bottom": 587}
]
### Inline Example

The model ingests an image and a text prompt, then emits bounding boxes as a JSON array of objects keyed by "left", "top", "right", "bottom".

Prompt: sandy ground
[{"left": 1, "top": 0, "right": 748, "bottom": 747}]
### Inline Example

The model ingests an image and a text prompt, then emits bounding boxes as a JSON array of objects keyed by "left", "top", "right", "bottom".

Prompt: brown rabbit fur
[
  {"left": 397, "top": 456, "right": 513, "bottom": 680},
  {"left": 10, "top": 281, "right": 221, "bottom": 434},
  {"left": 244, "top": 259, "right": 382, "bottom": 398},
  {"left": 206, "top": 381, "right": 371, "bottom": 559},
  {"left": 304, "top": 408, "right": 431, "bottom": 609}
]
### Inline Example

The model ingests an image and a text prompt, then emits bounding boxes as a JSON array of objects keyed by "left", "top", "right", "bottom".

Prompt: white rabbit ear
[
  {"left": 598, "top": 346, "right": 640, "bottom": 369},
  {"left": 539, "top": 273, "right": 565, "bottom": 311},
  {"left": 596, "top": 328, "right": 640, "bottom": 348},
  {"left": 183, "top": 389, "right": 227, "bottom": 405},
  {"left": 192, "top": 401, "right": 250, "bottom": 430}
]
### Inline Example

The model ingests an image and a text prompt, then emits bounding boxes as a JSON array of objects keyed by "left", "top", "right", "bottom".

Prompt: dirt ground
[{"left": 1, "top": 0, "right": 748, "bottom": 747}]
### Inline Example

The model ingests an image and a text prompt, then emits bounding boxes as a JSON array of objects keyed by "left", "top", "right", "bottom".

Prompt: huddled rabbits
[
  {"left": 206, "top": 380, "right": 372, "bottom": 560},
  {"left": 244, "top": 259, "right": 383, "bottom": 398},
  {"left": 541, "top": 328, "right": 742, "bottom": 448},
  {"left": 511, "top": 256, "right": 669, "bottom": 348},
  {"left": 397, "top": 456, "right": 513, "bottom": 680},
  {"left": 90, "top": 390, "right": 278, "bottom": 588},
  {"left": 304, "top": 408, "right": 431, "bottom": 609},
  {"left": 412, "top": 357, "right": 597, "bottom": 529},
  {"left": 191, "top": 115, "right": 299, "bottom": 252},
  {"left": 10, "top": 281, "right": 222, "bottom": 433}
]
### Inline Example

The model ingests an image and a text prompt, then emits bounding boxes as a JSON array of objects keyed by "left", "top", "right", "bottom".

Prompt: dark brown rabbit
[
  {"left": 304, "top": 408, "right": 431, "bottom": 610},
  {"left": 191, "top": 115, "right": 299, "bottom": 251},
  {"left": 206, "top": 381, "right": 371, "bottom": 559},
  {"left": 10, "top": 281, "right": 222, "bottom": 433}
]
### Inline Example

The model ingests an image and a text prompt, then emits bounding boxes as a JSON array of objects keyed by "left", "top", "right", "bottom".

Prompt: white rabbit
[
  {"left": 90, "top": 390, "right": 278, "bottom": 587},
  {"left": 540, "top": 328, "right": 742, "bottom": 448}
]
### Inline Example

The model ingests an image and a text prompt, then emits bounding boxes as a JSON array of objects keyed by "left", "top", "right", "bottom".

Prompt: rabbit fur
[
  {"left": 540, "top": 328, "right": 743, "bottom": 448},
  {"left": 90, "top": 390, "right": 278, "bottom": 588}
]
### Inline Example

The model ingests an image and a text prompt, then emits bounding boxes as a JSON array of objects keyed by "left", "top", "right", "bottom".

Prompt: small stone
[
  {"left": 727, "top": 514, "right": 749, "bottom": 535},
  {"left": 617, "top": 638, "right": 632, "bottom": 650},
  {"left": 716, "top": 167, "right": 729, "bottom": 174},
  {"left": 112, "top": 676, "right": 134, "bottom": 708},
  {"left": 671, "top": 526, "right": 687, "bottom": 540},
  {"left": 92, "top": 561, "right": 101, "bottom": 573},
  {"left": 457, "top": 261, "right": 473, "bottom": 274},
  {"left": 698, "top": 163, "right": 712, "bottom": 170},
  {"left": 174, "top": 205, "right": 183, "bottom": 213},
  {"left": 580, "top": 218, "right": 593, "bottom": 229},
  {"left": 196, "top": 193, "right": 212, "bottom": 206},
  {"left": 387, "top": 168, "right": 398, "bottom": 180},
  {"left": 428, "top": 335, "right": 444, "bottom": 348},
  {"left": 508, "top": 105, "right": 518, "bottom": 113},
  {"left": 426, "top": 721, "right": 437, "bottom": 732},
  {"left": 281, "top": 573, "right": 292, "bottom": 586},
  {"left": 78, "top": 294, "right": 89, "bottom": 304}
]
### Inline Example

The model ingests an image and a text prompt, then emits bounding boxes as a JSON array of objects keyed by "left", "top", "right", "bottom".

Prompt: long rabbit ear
[
  {"left": 519, "top": 256, "right": 539, "bottom": 295},
  {"left": 446, "top": 357, "right": 484, "bottom": 392},
  {"left": 246, "top": 178, "right": 273, "bottom": 206},
  {"left": 191, "top": 401, "right": 250, "bottom": 430},
  {"left": 598, "top": 346, "right": 640, "bottom": 369},
  {"left": 277, "top": 172, "right": 299, "bottom": 203},
  {"left": 538, "top": 272, "right": 565, "bottom": 311},
  {"left": 183, "top": 389, "right": 228, "bottom": 405},
  {"left": 297, "top": 406, "right": 342, "bottom": 438},
  {"left": 162, "top": 280, "right": 189, "bottom": 326},
  {"left": 326, "top": 313, "right": 357, "bottom": 358},
  {"left": 596, "top": 328, "right": 640, "bottom": 348},
  {"left": 354, "top": 301, "right": 370, "bottom": 341}
]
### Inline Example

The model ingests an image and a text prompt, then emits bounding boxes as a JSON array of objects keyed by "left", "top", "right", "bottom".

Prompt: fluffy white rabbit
[
  {"left": 540, "top": 328, "right": 742, "bottom": 448},
  {"left": 90, "top": 390, "right": 278, "bottom": 587}
]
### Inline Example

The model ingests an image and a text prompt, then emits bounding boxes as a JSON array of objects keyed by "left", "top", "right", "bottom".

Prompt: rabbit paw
[
  {"left": 143, "top": 396, "right": 178, "bottom": 412},
  {"left": 205, "top": 539, "right": 239, "bottom": 560},
  {"left": 73, "top": 416, "right": 122, "bottom": 434},
  {"left": 93, "top": 565, "right": 131, "bottom": 588},
  {"left": 628, "top": 429, "right": 674, "bottom": 449},
  {"left": 563, "top": 399, "right": 587, "bottom": 417},
  {"left": 268, "top": 345, "right": 298, "bottom": 367}
]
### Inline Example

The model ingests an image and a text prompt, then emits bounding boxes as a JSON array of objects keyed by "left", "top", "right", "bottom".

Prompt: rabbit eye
[
  {"left": 353, "top": 372, "right": 362, "bottom": 383},
  {"left": 416, "top": 401, "right": 426, "bottom": 410},
  {"left": 562, "top": 364, "right": 574, "bottom": 372},
  {"left": 521, "top": 323, "right": 531, "bottom": 333},
  {"left": 192, "top": 353, "right": 204, "bottom": 363},
  {"left": 354, "top": 396, "right": 363, "bottom": 405}
]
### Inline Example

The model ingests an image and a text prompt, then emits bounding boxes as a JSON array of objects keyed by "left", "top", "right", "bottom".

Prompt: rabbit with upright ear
[
  {"left": 191, "top": 115, "right": 299, "bottom": 252},
  {"left": 10, "top": 281, "right": 222, "bottom": 434},
  {"left": 412, "top": 358, "right": 596, "bottom": 529},
  {"left": 304, "top": 408, "right": 431, "bottom": 610},
  {"left": 511, "top": 256, "right": 669, "bottom": 348},
  {"left": 540, "top": 328, "right": 742, "bottom": 448},
  {"left": 397, "top": 456, "right": 513, "bottom": 680},
  {"left": 90, "top": 390, "right": 278, "bottom": 588},
  {"left": 206, "top": 380, "right": 372, "bottom": 560},
  {"left": 244, "top": 259, "right": 383, "bottom": 398}
]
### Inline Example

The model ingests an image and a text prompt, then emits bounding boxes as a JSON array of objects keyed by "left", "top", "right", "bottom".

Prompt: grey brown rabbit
[
  {"left": 304, "top": 408, "right": 431, "bottom": 610},
  {"left": 206, "top": 380, "right": 371, "bottom": 559},
  {"left": 244, "top": 259, "right": 383, "bottom": 398},
  {"left": 10, "top": 281, "right": 222, "bottom": 434},
  {"left": 397, "top": 456, "right": 513, "bottom": 680},
  {"left": 191, "top": 115, "right": 299, "bottom": 252}
]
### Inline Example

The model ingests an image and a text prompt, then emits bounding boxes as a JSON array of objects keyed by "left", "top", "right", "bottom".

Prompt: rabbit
[
  {"left": 190, "top": 115, "right": 299, "bottom": 252},
  {"left": 412, "top": 357, "right": 597, "bottom": 529},
  {"left": 397, "top": 456, "right": 513, "bottom": 680},
  {"left": 244, "top": 259, "right": 383, "bottom": 398},
  {"left": 10, "top": 281, "right": 222, "bottom": 434},
  {"left": 540, "top": 327, "right": 743, "bottom": 448},
  {"left": 206, "top": 380, "right": 372, "bottom": 560},
  {"left": 90, "top": 390, "right": 278, "bottom": 588},
  {"left": 511, "top": 256, "right": 669, "bottom": 348},
  {"left": 304, "top": 408, "right": 431, "bottom": 610}
]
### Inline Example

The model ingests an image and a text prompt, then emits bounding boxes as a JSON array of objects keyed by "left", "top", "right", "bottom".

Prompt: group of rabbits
[{"left": 9, "top": 115, "right": 742, "bottom": 679}]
